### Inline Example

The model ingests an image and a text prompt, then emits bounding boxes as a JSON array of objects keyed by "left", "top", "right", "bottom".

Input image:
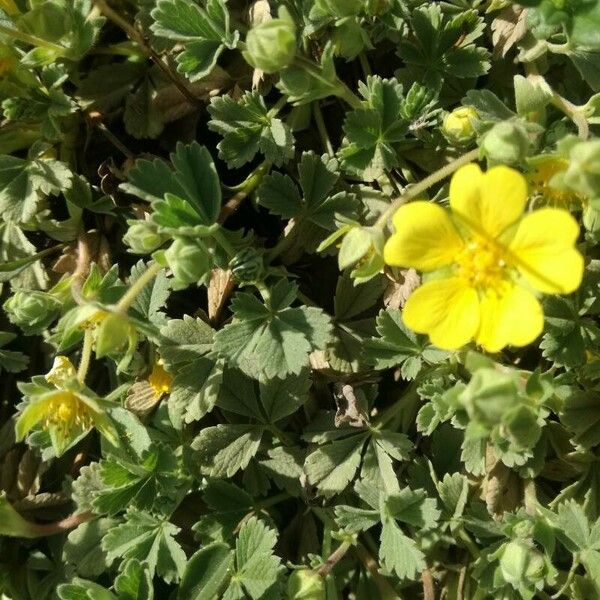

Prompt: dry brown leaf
[
  {"left": 383, "top": 268, "right": 420, "bottom": 309},
  {"left": 207, "top": 268, "right": 235, "bottom": 325},
  {"left": 491, "top": 6, "right": 528, "bottom": 58}
]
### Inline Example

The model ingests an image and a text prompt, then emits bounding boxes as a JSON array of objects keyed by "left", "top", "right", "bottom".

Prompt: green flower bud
[
  {"left": 243, "top": 7, "right": 296, "bottom": 74},
  {"left": 481, "top": 121, "right": 532, "bottom": 165},
  {"left": 95, "top": 312, "right": 132, "bottom": 358},
  {"left": 165, "top": 238, "right": 212, "bottom": 285},
  {"left": 123, "top": 220, "right": 167, "bottom": 254},
  {"left": 499, "top": 540, "right": 547, "bottom": 589},
  {"left": 563, "top": 139, "right": 600, "bottom": 198},
  {"left": 287, "top": 569, "right": 326, "bottom": 600},
  {"left": 442, "top": 106, "right": 479, "bottom": 144},
  {"left": 315, "top": 0, "right": 363, "bottom": 17},
  {"left": 4, "top": 290, "right": 61, "bottom": 335},
  {"left": 229, "top": 247, "right": 265, "bottom": 283}
]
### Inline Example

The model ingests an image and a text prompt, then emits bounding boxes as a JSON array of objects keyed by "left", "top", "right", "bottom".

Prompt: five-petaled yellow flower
[{"left": 383, "top": 163, "right": 584, "bottom": 352}]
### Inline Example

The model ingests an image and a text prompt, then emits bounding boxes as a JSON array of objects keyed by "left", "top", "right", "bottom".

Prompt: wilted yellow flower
[
  {"left": 527, "top": 156, "right": 585, "bottom": 209},
  {"left": 148, "top": 359, "right": 173, "bottom": 397},
  {"left": 383, "top": 163, "right": 584, "bottom": 352}
]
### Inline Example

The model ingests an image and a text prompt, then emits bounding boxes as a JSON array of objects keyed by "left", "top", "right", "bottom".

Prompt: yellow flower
[
  {"left": 148, "top": 359, "right": 173, "bottom": 397},
  {"left": 383, "top": 163, "right": 584, "bottom": 352},
  {"left": 527, "top": 156, "right": 585, "bottom": 208}
]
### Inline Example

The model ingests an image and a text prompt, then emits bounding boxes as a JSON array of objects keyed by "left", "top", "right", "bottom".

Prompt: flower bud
[
  {"left": 563, "top": 139, "right": 600, "bottom": 198},
  {"left": 442, "top": 106, "right": 478, "bottom": 144},
  {"left": 123, "top": 220, "right": 167, "bottom": 254},
  {"left": 229, "top": 247, "right": 265, "bottom": 283},
  {"left": 287, "top": 569, "right": 326, "bottom": 600},
  {"left": 4, "top": 290, "right": 61, "bottom": 335},
  {"left": 243, "top": 7, "right": 296, "bottom": 74},
  {"left": 165, "top": 238, "right": 212, "bottom": 285},
  {"left": 499, "top": 540, "right": 548, "bottom": 589},
  {"left": 481, "top": 121, "right": 532, "bottom": 165}
]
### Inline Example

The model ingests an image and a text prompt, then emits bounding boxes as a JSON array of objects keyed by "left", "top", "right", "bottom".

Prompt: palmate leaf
[
  {"left": 121, "top": 142, "right": 221, "bottom": 227},
  {"left": 214, "top": 280, "right": 333, "bottom": 381},
  {"left": 208, "top": 92, "right": 294, "bottom": 168},
  {"left": 339, "top": 76, "right": 409, "bottom": 181},
  {"left": 257, "top": 152, "right": 354, "bottom": 227},
  {"left": 150, "top": 0, "right": 238, "bottom": 81},
  {"left": 221, "top": 517, "right": 282, "bottom": 600},
  {"left": 364, "top": 308, "right": 448, "bottom": 380},
  {"left": 398, "top": 5, "right": 490, "bottom": 84},
  {"left": 102, "top": 510, "right": 187, "bottom": 583}
]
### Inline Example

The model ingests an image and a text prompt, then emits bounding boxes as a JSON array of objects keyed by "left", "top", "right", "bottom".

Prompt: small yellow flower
[
  {"left": 42, "top": 390, "right": 95, "bottom": 433},
  {"left": 527, "top": 156, "right": 585, "bottom": 208},
  {"left": 383, "top": 163, "right": 584, "bottom": 352},
  {"left": 148, "top": 359, "right": 173, "bottom": 397}
]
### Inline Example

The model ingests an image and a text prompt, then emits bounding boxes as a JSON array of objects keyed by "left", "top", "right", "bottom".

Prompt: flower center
[
  {"left": 457, "top": 236, "right": 509, "bottom": 291},
  {"left": 44, "top": 391, "right": 93, "bottom": 431},
  {"left": 148, "top": 361, "right": 173, "bottom": 397}
]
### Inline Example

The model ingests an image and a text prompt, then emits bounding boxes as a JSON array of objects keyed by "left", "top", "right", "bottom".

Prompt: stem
[
  {"left": 0, "top": 24, "right": 65, "bottom": 52},
  {"left": 25, "top": 510, "right": 93, "bottom": 538},
  {"left": 552, "top": 554, "right": 579, "bottom": 599},
  {"left": 213, "top": 229, "right": 236, "bottom": 260},
  {"left": 375, "top": 148, "right": 481, "bottom": 229},
  {"left": 93, "top": 0, "right": 200, "bottom": 107},
  {"left": 317, "top": 540, "right": 352, "bottom": 577},
  {"left": 313, "top": 102, "right": 334, "bottom": 155},
  {"left": 355, "top": 544, "right": 400, "bottom": 600},
  {"left": 358, "top": 52, "right": 372, "bottom": 78},
  {"left": 218, "top": 161, "right": 271, "bottom": 224},
  {"left": 116, "top": 261, "right": 162, "bottom": 314},
  {"left": 265, "top": 222, "right": 300, "bottom": 263},
  {"left": 0, "top": 243, "right": 66, "bottom": 272},
  {"left": 77, "top": 329, "right": 94, "bottom": 384},
  {"left": 88, "top": 118, "right": 134, "bottom": 159}
]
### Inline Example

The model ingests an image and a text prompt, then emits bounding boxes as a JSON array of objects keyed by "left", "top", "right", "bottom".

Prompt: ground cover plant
[{"left": 2, "top": 0, "right": 600, "bottom": 598}]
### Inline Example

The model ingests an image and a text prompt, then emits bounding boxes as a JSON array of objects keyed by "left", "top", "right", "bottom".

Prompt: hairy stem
[
  {"left": 77, "top": 329, "right": 94, "bottom": 384},
  {"left": 375, "top": 148, "right": 481, "bottom": 229},
  {"left": 116, "top": 261, "right": 163, "bottom": 314}
]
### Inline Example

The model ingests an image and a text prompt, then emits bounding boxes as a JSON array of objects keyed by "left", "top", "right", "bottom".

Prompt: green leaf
[
  {"left": 121, "top": 142, "right": 221, "bottom": 226},
  {"left": 385, "top": 488, "right": 440, "bottom": 530},
  {"left": 334, "top": 272, "right": 385, "bottom": 321},
  {"left": 64, "top": 518, "right": 117, "bottom": 578},
  {"left": 102, "top": 510, "right": 187, "bottom": 583},
  {"left": 364, "top": 308, "right": 447, "bottom": 379},
  {"left": 0, "top": 154, "right": 72, "bottom": 222},
  {"left": 178, "top": 543, "right": 234, "bottom": 600},
  {"left": 129, "top": 261, "right": 170, "bottom": 326},
  {"left": 150, "top": 0, "right": 238, "bottom": 81},
  {"left": 124, "top": 76, "right": 164, "bottom": 140},
  {"left": 114, "top": 559, "right": 154, "bottom": 600},
  {"left": 562, "top": 390, "right": 600, "bottom": 450},
  {"left": 159, "top": 316, "right": 214, "bottom": 369},
  {"left": 93, "top": 445, "right": 182, "bottom": 515},
  {"left": 379, "top": 515, "right": 426, "bottom": 581},
  {"left": 57, "top": 579, "right": 116, "bottom": 600},
  {"left": 228, "top": 517, "right": 282, "bottom": 600},
  {"left": 398, "top": 5, "right": 489, "bottom": 85},
  {"left": 191, "top": 424, "right": 264, "bottom": 478},
  {"left": 339, "top": 76, "right": 408, "bottom": 181},
  {"left": 257, "top": 152, "right": 357, "bottom": 231},
  {"left": 304, "top": 433, "right": 368, "bottom": 498},
  {"left": 208, "top": 92, "right": 294, "bottom": 168},
  {"left": 214, "top": 280, "right": 333, "bottom": 381},
  {"left": 168, "top": 358, "right": 224, "bottom": 427}
]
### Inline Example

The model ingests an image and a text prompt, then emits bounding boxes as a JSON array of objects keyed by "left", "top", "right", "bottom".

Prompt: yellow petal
[
  {"left": 384, "top": 201, "right": 463, "bottom": 271},
  {"left": 403, "top": 278, "right": 480, "bottom": 350},
  {"left": 450, "top": 163, "right": 527, "bottom": 237},
  {"left": 476, "top": 285, "right": 544, "bottom": 353},
  {"left": 509, "top": 208, "right": 583, "bottom": 294}
]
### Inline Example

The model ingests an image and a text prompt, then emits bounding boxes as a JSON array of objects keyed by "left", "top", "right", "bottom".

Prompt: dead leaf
[
  {"left": 208, "top": 268, "right": 235, "bottom": 325},
  {"left": 384, "top": 268, "right": 420, "bottom": 309},
  {"left": 491, "top": 6, "right": 528, "bottom": 58},
  {"left": 334, "top": 384, "right": 367, "bottom": 428},
  {"left": 481, "top": 445, "right": 521, "bottom": 519}
]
